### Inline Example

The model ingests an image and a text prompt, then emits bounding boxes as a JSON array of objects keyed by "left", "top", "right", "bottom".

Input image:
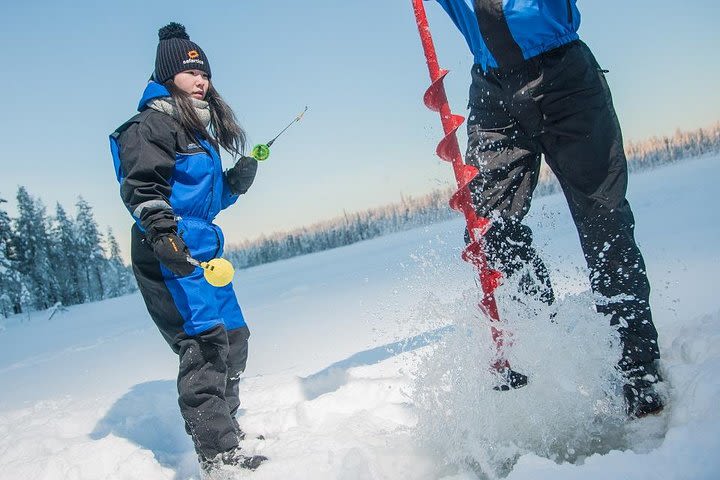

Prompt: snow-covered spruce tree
[
  {"left": 101, "top": 227, "right": 119, "bottom": 298},
  {"left": 104, "top": 227, "right": 135, "bottom": 297},
  {"left": 50, "top": 203, "right": 85, "bottom": 305},
  {"left": 75, "top": 197, "right": 106, "bottom": 302},
  {"left": 0, "top": 197, "right": 22, "bottom": 317},
  {"left": 12, "top": 187, "right": 61, "bottom": 311}
]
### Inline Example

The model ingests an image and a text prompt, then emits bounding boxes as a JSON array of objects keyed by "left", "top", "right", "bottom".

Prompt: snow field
[{"left": 0, "top": 154, "right": 719, "bottom": 479}]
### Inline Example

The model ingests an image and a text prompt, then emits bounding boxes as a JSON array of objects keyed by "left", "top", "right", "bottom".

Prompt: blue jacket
[
  {"left": 110, "top": 82, "right": 247, "bottom": 335},
  {"left": 431, "top": 0, "right": 581, "bottom": 70},
  {"left": 110, "top": 82, "right": 239, "bottom": 235}
]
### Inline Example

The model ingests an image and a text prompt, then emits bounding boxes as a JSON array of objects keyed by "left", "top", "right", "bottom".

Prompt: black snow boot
[
  {"left": 623, "top": 362, "right": 664, "bottom": 418},
  {"left": 200, "top": 447, "right": 268, "bottom": 477}
]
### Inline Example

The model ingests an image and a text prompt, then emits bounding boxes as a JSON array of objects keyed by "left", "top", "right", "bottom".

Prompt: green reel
[
  {"left": 251, "top": 144, "right": 271, "bottom": 161},
  {"left": 249, "top": 106, "right": 307, "bottom": 162}
]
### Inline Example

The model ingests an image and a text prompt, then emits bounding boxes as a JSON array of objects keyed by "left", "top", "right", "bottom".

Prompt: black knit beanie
[{"left": 153, "top": 22, "right": 211, "bottom": 84}]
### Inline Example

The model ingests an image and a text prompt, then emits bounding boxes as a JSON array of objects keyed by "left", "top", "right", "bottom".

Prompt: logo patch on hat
[{"left": 183, "top": 49, "right": 205, "bottom": 66}]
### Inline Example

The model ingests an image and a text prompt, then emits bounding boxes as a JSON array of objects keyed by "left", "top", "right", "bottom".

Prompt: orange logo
[{"left": 187, "top": 50, "right": 199, "bottom": 59}]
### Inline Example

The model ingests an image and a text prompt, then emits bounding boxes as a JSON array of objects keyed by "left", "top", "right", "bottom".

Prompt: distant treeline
[
  {"left": 534, "top": 122, "right": 720, "bottom": 196},
  {"left": 226, "top": 123, "right": 720, "bottom": 268},
  {"left": 224, "top": 189, "right": 456, "bottom": 269},
  {"left": 0, "top": 188, "right": 135, "bottom": 318}
]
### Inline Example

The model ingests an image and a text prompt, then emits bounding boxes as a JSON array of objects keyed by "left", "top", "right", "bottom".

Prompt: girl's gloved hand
[
  {"left": 152, "top": 233, "right": 195, "bottom": 277},
  {"left": 226, "top": 156, "right": 258, "bottom": 195}
]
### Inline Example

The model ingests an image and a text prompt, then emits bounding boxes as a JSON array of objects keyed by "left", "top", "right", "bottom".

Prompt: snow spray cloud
[{"left": 405, "top": 241, "right": 629, "bottom": 479}]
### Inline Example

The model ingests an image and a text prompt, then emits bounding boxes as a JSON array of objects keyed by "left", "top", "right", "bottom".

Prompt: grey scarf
[{"left": 147, "top": 96, "right": 211, "bottom": 127}]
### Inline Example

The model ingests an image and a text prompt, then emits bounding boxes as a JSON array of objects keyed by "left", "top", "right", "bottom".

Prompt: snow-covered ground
[{"left": 1, "top": 155, "right": 718, "bottom": 480}]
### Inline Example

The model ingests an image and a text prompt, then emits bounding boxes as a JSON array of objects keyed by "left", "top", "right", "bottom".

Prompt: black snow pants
[
  {"left": 131, "top": 224, "right": 250, "bottom": 459},
  {"left": 465, "top": 40, "right": 659, "bottom": 371}
]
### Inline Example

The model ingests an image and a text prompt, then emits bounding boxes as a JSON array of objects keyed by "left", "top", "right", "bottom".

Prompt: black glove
[
  {"left": 151, "top": 233, "right": 196, "bottom": 277},
  {"left": 226, "top": 156, "right": 258, "bottom": 195}
]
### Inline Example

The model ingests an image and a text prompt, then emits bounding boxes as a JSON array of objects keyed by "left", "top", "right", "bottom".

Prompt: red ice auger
[{"left": 411, "top": 0, "right": 526, "bottom": 390}]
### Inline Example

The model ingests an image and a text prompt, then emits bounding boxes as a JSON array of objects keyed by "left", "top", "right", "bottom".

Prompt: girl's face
[{"left": 173, "top": 69, "right": 210, "bottom": 100}]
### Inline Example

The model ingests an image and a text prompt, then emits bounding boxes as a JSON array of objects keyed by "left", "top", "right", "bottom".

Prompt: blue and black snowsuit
[
  {"left": 110, "top": 81, "right": 251, "bottom": 459},
  {"left": 430, "top": 1, "right": 660, "bottom": 374}
]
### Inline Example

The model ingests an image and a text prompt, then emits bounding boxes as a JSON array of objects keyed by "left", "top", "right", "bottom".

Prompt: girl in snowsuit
[
  {"left": 109, "top": 23, "right": 266, "bottom": 473},
  {"left": 428, "top": 0, "right": 662, "bottom": 417}
]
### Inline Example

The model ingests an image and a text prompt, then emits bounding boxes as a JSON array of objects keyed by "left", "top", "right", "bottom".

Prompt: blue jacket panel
[
  {"left": 432, "top": 0, "right": 581, "bottom": 70},
  {"left": 164, "top": 257, "right": 248, "bottom": 336}
]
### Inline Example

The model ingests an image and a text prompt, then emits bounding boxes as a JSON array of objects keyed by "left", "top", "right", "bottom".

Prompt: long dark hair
[{"left": 164, "top": 80, "right": 246, "bottom": 158}]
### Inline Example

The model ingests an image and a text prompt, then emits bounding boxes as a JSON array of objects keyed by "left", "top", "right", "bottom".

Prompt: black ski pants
[
  {"left": 465, "top": 40, "right": 659, "bottom": 371},
  {"left": 131, "top": 225, "right": 250, "bottom": 459}
]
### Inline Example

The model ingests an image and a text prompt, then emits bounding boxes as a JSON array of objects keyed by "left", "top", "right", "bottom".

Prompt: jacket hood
[{"left": 137, "top": 81, "right": 170, "bottom": 112}]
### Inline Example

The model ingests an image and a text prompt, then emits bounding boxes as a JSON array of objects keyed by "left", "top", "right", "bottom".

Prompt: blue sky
[{"left": 1, "top": 0, "right": 718, "bottom": 259}]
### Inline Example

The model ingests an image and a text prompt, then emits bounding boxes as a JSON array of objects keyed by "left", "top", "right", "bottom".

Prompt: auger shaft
[{"left": 412, "top": 0, "right": 510, "bottom": 371}]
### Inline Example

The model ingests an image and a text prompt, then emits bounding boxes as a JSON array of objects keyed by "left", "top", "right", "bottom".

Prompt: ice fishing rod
[
  {"left": 412, "top": 0, "right": 526, "bottom": 390},
  {"left": 183, "top": 108, "right": 309, "bottom": 288},
  {"left": 250, "top": 106, "right": 308, "bottom": 161}
]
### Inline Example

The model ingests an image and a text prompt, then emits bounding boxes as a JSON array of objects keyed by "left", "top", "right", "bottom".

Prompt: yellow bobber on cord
[{"left": 187, "top": 257, "right": 235, "bottom": 287}]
